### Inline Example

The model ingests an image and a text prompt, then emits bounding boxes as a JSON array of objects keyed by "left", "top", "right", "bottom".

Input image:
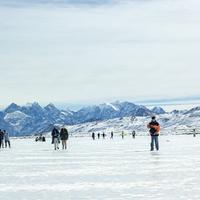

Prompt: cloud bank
[{"left": 0, "top": 0, "right": 200, "bottom": 105}]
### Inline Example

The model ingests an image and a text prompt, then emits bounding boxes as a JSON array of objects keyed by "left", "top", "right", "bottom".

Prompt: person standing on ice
[
  {"left": 110, "top": 131, "right": 114, "bottom": 139},
  {"left": 4, "top": 130, "right": 11, "bottom": 148},
  {"left": 92, "top": 132, "right": 95, "bottom": 140},
  {"left": 97, "top": 133, "right": 100, "bottom": 139},
  {"left": 51, "top": 127, "right": 60, "bottom": 150},
  {"left": 193, "top": 129, "right": 196, "bottom": 137},
  {"left": 0, "top": 129, "right": 4, "bottom": 148},
  {"left": 60, "top": 127, "right": 69, "bottom": 150},
  {"left": 132, "top": 131, "right": 136, "bottom": 139},
  {"left": 121, "top": 131, "right": 124, "bottom": 139},
  {"left": 147, "top": 116, "right": 160, "bottom": 151}
]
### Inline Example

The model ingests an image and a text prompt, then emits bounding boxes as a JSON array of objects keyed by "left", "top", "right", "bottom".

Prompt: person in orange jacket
[{"left": 147, "top": 116, "right": 160, "bottom": 151}]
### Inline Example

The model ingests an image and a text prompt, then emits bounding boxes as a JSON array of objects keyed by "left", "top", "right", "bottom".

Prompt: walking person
[
  {"left": 110, "top": 131, "right": 114, "bottom": 139},
  {"left": 0, "top": 129, "right": 4, "bottom": 148},
  {"left": 92, "top": 132, "right": 95, "bottom": 140},
  {"left": 132, "top": 131, "right": 136, "bottom": 139},
  {"left": 4, "top": 130, "right": 11, "bottom": 148},
  {"left": 193, "top": 129, "right": 196, "bottom": 137},
  {"left": 147, "top": 116, "right": 160, "bottom": 151},
  {"left": 60, "top": 127, "right": 69, "bottom": 150},
  {"left": 121, "top": 131, "right": 124, "bottom": 139},
  {"left": 97, "top": 133, "right": 100, "bottom": 139},
  {"left": 51, "top": 127, "right": 60, "bottom": 150},
  {"left": 102, "top": 132, "right": 106, "bottom": 139}
]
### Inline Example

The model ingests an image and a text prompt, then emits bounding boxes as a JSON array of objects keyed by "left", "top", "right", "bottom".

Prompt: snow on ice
[{"left": 1, "top": 135, "right": 200, "bottom": 200}]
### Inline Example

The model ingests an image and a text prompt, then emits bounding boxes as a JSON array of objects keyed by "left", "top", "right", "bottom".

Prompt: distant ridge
[{"left": 0, "top": 101, "right": 165, "bottom": 136}]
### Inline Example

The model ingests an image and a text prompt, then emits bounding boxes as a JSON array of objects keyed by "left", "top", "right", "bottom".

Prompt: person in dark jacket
[
  {"left": 60, "top": 127, "right": 69, "bottom": 150},
  {"left": 132, "top": 131, "right": 136, "bottom": 139},
  {"left": 92, "top": 132, "right": 95, "bottom": 140},
  {"left": 0, "top": 129, "right": 4, "bottom": 148},
  {"left": 97, "top": 133, "right": 100, "bottom": 139},
  {"left": 147, "top": 116, "right": 160, "bottom": 151},
  {"left": 42, "top": 136, "right": 46, "bottom": 142},
  {"left": 51, "top": 127, "right": 60, "bottom": 150},
  {"left": 110, "top": 131, "right": 114, "bottom": 139}
]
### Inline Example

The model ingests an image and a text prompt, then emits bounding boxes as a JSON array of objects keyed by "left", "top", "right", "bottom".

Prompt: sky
[{"left": 1, "top": 0, "right": 200, "bottom": 108}]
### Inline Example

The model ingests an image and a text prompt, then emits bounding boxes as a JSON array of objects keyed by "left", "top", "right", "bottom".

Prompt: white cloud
[{"left": 0, "top": 0, "right": 200, "bottom": 105}]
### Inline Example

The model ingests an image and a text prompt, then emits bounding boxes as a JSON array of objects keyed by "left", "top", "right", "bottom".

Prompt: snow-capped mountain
[
  {"left": 73, "top": 101, "right": 153, "bottom": 124},
  {"left": 1, "top": 101, "right": 199, "bottom": 136},
  {"left": 0, "top": 101, "right": 155, "bottom": 136},
  {"left": 151, "top": 106, "right": 166, "bottom": 114}
]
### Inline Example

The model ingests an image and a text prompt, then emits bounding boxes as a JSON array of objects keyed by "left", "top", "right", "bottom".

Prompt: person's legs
[
  {"left": 64, "top": 140, "right": 67, "bottom": 149},
  {"left": 150, "top": 136, "right": 154, "bottom": 151},
  {"left": 5, "top": 141, "right": 7, "bottom": 148},
  {"left": 8, "top": 140, "right": 11, "bottom": 148},
  {"left": 56, "top": 138, "right": 59, "bottom": 149},
  {"left": 54, "top": 138, "right": 58, "bottom": 150},
  {"left": 54, "top": 138, "right": 56, "bottom": 150},
  {"left": 155, "top": 136, "right": 159, "bottom": 150},
  {"left": 62, "top": 140, "right": 66, "bottom": 149}
]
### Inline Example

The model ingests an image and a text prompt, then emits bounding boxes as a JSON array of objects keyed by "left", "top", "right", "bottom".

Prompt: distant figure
[
  {"left": 42, "top": 136, "right": 46, "bottom": 142},
  {"left": 39, "top": 134, "right": 42, "bottom": 141},
  {"left": 147, "top": 116, "right": 160, "bottom": 151},
  {"left": 60, "top": 127, "right": 69, "bottom": 150},
  {"left": 121, "top": 131, "right": 124, "bottom": 139},
  {"left": 102, "top": 132, "right": 106, "bottom": 139},
  {"left": 4, "top": 130, "right": 11, "bottom": 148},
  {"left": 0, "top": 129, "right": 4, "bottom": 148},
  {"left": 35, "top": 134, "right": 46, "bottom": 142},
  {"left": 51, "top": 127, "right": 60, "bottom": 150},
  {"left": 193, "top": 129, "right": 196, "bottom": 137},
  {"left": 132, "top": 131, "right": 136, "bottom": 139},
  {"left": 97, "top": 133, "right": 100, "bottom": 139},
  {"left": 92, "top": 132, "right": 95, "bottom": 140},
  {"left": 110, "top": 131, "right": 114, "bottom": 139}
]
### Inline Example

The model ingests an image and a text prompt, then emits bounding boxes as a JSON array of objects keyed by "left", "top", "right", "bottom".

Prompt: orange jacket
[{"left": 147, "top": 124, "right": 160, "bottom": 134}]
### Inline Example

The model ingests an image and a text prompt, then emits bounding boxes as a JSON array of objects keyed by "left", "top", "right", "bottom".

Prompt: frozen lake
[{"left": 1, "top": 135, "right": 200, "bottom": 200}]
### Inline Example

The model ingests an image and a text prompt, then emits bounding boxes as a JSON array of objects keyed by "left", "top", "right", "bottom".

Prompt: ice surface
[{"left": 1, "top": 136, "right": 200, "bottom": 200}]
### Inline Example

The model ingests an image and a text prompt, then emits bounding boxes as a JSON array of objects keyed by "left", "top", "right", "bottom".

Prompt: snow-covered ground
[
  {"left": 1, "top": 136, "right": 200, "bottom": 200},
  {"left": 67, "top": 114, "right": 200, "bottom": 136}
]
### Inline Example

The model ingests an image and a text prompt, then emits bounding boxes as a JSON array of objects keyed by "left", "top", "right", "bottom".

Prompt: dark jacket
[
  {"left": 51, "top": 128, "right": 60, "bottom": 139},
  {"left": 148, "top": 120, "right": 160, "bottom": 136},
  {"left": 0, "top": 131, "right": 4, "bottom": 140},
  {"left": 60, "top": 128, "right": 69, "bottom": 140}
]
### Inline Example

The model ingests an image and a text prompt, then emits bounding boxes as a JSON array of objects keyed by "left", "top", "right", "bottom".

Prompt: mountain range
[
  {"left": 0, "top": 101, "right": 165, "bottom": 136},
  {"left": 1, "top": 101, "right": 200, "bottom": 136}
]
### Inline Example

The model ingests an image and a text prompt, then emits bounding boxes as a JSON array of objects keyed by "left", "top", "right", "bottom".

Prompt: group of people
[
  {"left": 91, "top": 116, "right": 160, "bottom": 151},
  {"left": 0, "top": 129, "right": 11, "bottom": 148},
  {"left": 51, "top": 127, "right": 69, "bottom": 150},
  {"left": 35, "top": 134, "right": 46, "bottom": 142},
  {"left": 92, "top": 132, "right": 112, "bottom": 140},
  {"left": 0, "top": 116, "right": 161, "bottom": 152},
  {"left": 92, "top": 132, "right": 107, "bottom": 140},
  {"left": 92, "top": 130, "right": 136, "bottom": 140}
]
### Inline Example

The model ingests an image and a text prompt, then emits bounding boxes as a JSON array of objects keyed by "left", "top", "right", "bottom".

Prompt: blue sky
[{"left": 1, "top": 0, "right": 200, "bottom": 107}]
